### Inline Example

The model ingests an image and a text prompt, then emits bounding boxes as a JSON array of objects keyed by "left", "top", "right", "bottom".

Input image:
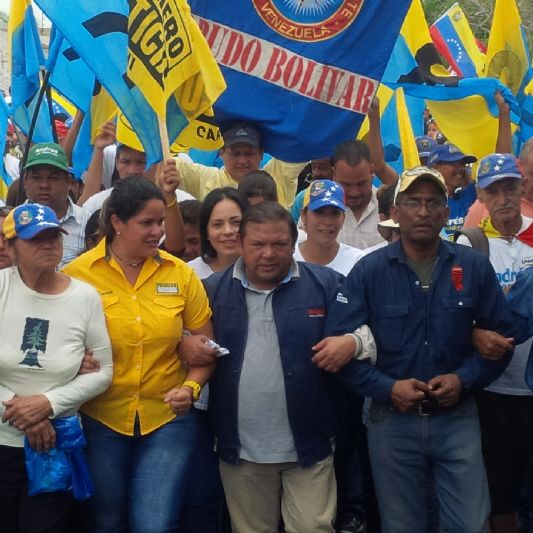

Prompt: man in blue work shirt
[{"left": 324, "top": 166, "right": 514, "bottom": 533}]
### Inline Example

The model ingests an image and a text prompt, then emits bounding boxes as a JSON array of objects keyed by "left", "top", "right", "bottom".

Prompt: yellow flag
[
  {"left": 396, "top": 88, "right": 419, "bottom": 170},
  {"left": 88, "top": 83, "right": 117, "bottom": 144},
  {"left": 126, "top": 0, "right": 226, "bottom": 121},
  {"left": 401, "top": 0, "right": 450, "bottom": 81},
  {"left": 117, "top": 107, "right": 223, "bottom": 153},
  {"left": 171, "top": 109, "right": 223, "bottom": 152},
  {"left": 484, "top": 0, "right": 530, "bottom": 95}
]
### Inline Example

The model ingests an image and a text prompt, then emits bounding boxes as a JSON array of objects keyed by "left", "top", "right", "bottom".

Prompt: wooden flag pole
[{"left": 157, "top": 114, "right": 171, "bottom": 162}]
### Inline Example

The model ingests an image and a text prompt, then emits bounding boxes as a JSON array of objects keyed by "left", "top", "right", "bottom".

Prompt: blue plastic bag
[{"left": 24, "top": 415, "right": 95, "bottom": 500}]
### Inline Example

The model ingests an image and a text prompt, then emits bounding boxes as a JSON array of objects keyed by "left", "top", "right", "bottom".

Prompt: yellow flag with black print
[
  {"left": 117, "top": 107, "right": 222, "bottom": 153},
  {"left": 126, "top": 0, "right": 226, "bottom": 121}
]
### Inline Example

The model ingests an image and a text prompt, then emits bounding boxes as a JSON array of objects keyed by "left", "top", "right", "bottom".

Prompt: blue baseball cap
[
  {"left": 477, "top": 153, "right": 522, "bottom": 189},
  {"left": 415, "top": 136, "right": 437, "bottom": 158},
  {"left": 303, "top": 179, "right": 346, "bottom": 211},
  {"left": 428, "top": 143, "right": 477, "bottom": 165},
  {"left": 3, "top": 203, "right": 68, "bottom": 240}
]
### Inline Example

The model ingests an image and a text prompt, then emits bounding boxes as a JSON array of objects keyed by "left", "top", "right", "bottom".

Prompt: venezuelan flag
[{"left": 430, "top": 3, "right": 485, "bottom": 78}]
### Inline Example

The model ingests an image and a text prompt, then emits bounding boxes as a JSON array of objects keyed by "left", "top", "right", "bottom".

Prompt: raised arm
[
  {"left": 367, "top": 97, "right": 398, "bottom": 186},
  {"left": 77, "top": 121, "right": 117, "bottom": 206}
]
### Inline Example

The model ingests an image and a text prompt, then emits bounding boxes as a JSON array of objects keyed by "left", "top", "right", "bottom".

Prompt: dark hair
[
  {"left": 238, "top": 170, "right": 278, "bottom": 202},
  {"left": 85, "top": 208, "right": 101, "bottom": 238},
  {"left": 0, "top": 205, "right": 13, "bottom": 217},
  {"left": 376, "top": 185, "right": 396, "bottom": 218},
  {"left": 102, "top": 176, "right": 164, "bottom": 242},
  {"left": 333, "top": 140, "right": 371, "bottom": 166},
  {"left": 240, "top": 201, "right": 297, "bottom": 245},
  {"left": 200, "top": 187, "right": 249, "bottom": 262},
  {"left": 180, "top": 199, "right": 202, "bottom": 226}
]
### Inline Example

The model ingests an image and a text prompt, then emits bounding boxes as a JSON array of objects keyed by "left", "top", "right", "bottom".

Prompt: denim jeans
[
  {"left": 81, "top": 412, "right": 199, "bottom": 533},
  {"left": 179, "top": 409, "right": 224, "bottom": 533},
  {"left": 366, "top": 397, "right": 489, "bottom": 533}
]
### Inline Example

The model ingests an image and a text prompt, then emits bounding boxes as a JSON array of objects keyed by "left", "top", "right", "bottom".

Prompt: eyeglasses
[{"left": 398, "top": 198, "right": 446, "bottom": 211}]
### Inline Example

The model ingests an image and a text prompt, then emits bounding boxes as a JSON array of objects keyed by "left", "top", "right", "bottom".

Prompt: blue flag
[
  {"left": 189, "top": 0, "right": 411, "bottom": 162},
  {"left": 9, "top": 0, "right": 52, "bottom": 142}
]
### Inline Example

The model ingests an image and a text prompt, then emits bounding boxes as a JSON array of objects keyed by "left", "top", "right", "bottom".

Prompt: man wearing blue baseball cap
[
  {"left": 456, "top": 152, "right": 533, "bottom": 533},
  {"left": 428, "top": 143, "right": 477, "bottom": 239}
]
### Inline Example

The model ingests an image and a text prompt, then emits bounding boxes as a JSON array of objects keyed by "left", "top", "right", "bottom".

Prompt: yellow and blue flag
[
  {"left": 189, "top": 0, "right": 411, "bottom": 162},
  {"left": 0, "top": 94, "right": 12, "bottom": 200},
  {"left": 430, "top": 3, "right": 485, "bottom": 78},
  {"left": 35, "top": 0, "right": 226, "bottom": 167},
  {"left": 383, "top": 0, "right": 520, "bottom": 162}
]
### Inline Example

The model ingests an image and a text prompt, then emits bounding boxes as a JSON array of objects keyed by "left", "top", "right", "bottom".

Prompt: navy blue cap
[
  {"left": 477, "top": 153, "right": 522, "bottom": 189},
  {"left": 428, "top": 143, "right": 477, "bottom": 165},
  {"left": 415, "top": 136, "right": 437, "bottom": 158}
]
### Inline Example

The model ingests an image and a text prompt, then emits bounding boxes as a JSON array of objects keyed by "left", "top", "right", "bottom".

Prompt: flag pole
[
  {"left": 45, "top": 82, "right": 58, "bottom": 144},
  {"left": 156, "top": 113, "right": 171, "bottom": 186},
  {"left": 16, "top": 69, "right": 52, "bottom": 205},
  {"left": 157, "top": 114, "right": 171, "bottom": 161}
]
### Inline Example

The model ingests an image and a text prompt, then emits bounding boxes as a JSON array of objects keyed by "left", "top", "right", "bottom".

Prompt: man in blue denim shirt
[{"left": 324, "top": 167, "right": 514, "bottom": 533}]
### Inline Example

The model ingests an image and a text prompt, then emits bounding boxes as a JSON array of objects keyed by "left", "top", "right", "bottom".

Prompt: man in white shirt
[
  {"left": 332, "top": 140, "right": 385, "bottom": 250},
  {"left": 456, "top": 153, "right": 533, "bottom": 533},
  {"left": 22, "top": 143, "right": 89, "bottom": 267}
]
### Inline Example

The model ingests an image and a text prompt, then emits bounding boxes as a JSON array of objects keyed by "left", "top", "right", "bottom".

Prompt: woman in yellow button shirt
[{"left": 64, "top": 176, "right": 216, "bottom": 533}]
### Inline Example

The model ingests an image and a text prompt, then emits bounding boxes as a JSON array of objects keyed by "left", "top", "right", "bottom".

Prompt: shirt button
[
  {"left": 136, "top": 365, "right": 141, "bottom": 370},
  {"left": 458, "top": 301, "right": 463, "bottom": 306},
  {"left": 132, "top": 295, "right": 137, "bottom": 301},
  {"left": 415, "top": 281, "right": 420, "bottom": 286},
  {"left": 287, "top": 371, "right": 293, "bottom": 377},
  {"left": 424, "top": 341, "right": 428, "bottom": 346},
  {"left": 136, "top": 316, "right": 141, "bottom": 321}
]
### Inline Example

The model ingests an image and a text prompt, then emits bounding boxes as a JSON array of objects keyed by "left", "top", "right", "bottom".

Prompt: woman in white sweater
[{"left": 0, "top": 203, "right": 112, "bottom": 533}]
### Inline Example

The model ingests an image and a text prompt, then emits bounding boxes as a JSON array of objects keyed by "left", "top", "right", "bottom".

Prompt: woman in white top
[
  {"left": 188, "top": 187, "right": 249, "bottom": 279},
  {"left": 0, "top": 203, "right": 112, "bottom": 533},
  {"left": 294, "top": 179, "right": 362, "bottom": 276}
]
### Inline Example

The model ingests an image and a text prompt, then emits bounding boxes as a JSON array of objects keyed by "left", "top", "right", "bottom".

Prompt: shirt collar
[
  {"left": 386, "top": 238, "right": 455, "bottom": 264},
  {"left": 88, "top": 237, "right": 163, "bottom": 267},
  {"left": 232, "top": 256, "right": 300, "bottom": 290},
  {"left": 60, "top": 197, "right": 82, "bottom": 224}
]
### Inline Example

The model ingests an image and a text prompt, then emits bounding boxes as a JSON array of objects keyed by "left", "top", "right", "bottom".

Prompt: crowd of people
[{"left": 1, "top": 101, "right": 533, "bottom": 533}]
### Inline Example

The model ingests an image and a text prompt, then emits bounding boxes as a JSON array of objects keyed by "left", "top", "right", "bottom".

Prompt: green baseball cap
[{"left": 24, "top": 142, "right": 69, "bottom": 171}]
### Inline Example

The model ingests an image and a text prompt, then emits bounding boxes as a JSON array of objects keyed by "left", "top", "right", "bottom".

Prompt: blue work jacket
[
  {"left": 204, "top": 262, "right": 344, "bottom": 467},
  {"left": 328, "top": 239, "right": 514, "bottom": 403}
]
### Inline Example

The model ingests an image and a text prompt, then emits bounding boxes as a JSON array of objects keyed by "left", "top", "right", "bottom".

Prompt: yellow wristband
[
  {"left": 182, "top": 380, "right": 202, "bottom": 401},
  {"left": 165, "top": 197, "right": 177, "bottom": 208}
]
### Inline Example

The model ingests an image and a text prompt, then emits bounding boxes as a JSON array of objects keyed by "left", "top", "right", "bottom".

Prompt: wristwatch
[{"left": 182, "top": 380, "right": 202, "bottom": 401}]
